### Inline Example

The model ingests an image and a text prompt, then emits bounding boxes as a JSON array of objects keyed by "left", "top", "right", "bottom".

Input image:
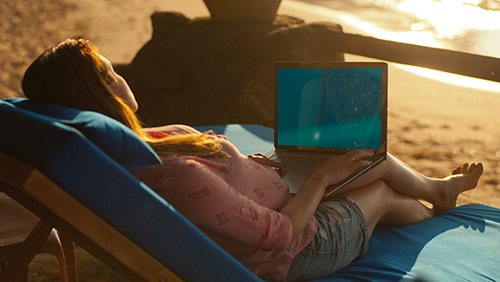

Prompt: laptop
[{"left": 266, "top": 61, "right": 388, "bottom": 197}]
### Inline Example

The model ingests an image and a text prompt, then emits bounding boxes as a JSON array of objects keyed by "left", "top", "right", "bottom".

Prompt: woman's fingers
[
  {"left": 313, "top": 149, "right": 375, "bottom": 186},
  {"left": 348, "top": 149, "right": 375, "bottom": 163},
  {"left": 249, "top": 149, "right": 374, "bottom": 181}
]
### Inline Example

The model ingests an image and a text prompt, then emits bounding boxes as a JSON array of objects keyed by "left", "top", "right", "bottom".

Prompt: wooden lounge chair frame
[{"left": 0, "top": 151, "right": 180, "bottom": 282}]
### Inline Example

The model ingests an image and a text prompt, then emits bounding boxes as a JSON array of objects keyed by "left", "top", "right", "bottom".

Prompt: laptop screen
[{"left": 275, "top": 61, "right": 388, "bottom": 152}]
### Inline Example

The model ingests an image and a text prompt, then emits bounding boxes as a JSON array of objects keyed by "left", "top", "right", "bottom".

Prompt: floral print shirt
[{"left": 130, "top": 125, "right": 317, "bottom": 281}]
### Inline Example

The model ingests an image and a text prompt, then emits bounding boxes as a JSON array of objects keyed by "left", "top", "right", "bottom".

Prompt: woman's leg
[
  {"left": 341, "top": 180, "right": 435, "bottom": 236},
  {"left": 329, "top": 153, "right": 483, "bottom": 214}
]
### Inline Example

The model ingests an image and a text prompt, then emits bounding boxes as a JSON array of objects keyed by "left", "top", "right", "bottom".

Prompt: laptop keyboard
[
  {"left": 270, "top": 154, "right": 327, "bottom": 175},
  {"left": 270, "top": 153, "right": 384, "bottom": 176}
]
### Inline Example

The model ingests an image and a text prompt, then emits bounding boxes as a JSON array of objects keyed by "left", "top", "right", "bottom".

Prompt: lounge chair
[
  {"left": 0, "top": 97, "right": 499, "bottom": 281},
  {"left": 0, "top": 197, "right": 77, "bottom": 282}
]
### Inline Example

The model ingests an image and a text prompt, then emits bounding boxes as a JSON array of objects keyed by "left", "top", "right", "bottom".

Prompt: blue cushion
[
  {"left": 3, "top": 101, "right": 499, "bottom": 282},
  {"left": 195, "top": 124, "right": 274, "bottom": 156},
  {"left": 0, "top": 98, "right": 260, "bottom": 282},
  {"left": 324, "top": 204, "right": 500, "bottom": 281},
  {"left": 201, "top": 124, "right": 500, "bottom": 282},
  {"left": 1, "top": 98, "right": 160, "bottom": 169}
]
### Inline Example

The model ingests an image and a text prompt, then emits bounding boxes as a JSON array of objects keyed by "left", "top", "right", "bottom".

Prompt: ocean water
[
  {"left": 299, "top": 0, "right": 500, "bottom": 58},
  {"left": 291, "top": 0, "right": 500, "bottom": 92}
]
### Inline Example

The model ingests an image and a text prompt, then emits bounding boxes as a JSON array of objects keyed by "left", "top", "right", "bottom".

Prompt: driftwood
[{"left": 339, "top": 32, "right": 499, "bottom": 83}]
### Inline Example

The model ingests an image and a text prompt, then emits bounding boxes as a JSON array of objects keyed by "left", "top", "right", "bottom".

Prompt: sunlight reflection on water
[
  {"left": 353, "top": 0, "right": 500, "bottom": 57},
  {"left": 351, "top": 0, "right": 500, "bottom": 88},
  {"left": 289, "top": 0, "right": 500, "bottom": 89},
  {"left": 396, "top": 64, "right": 500, "bottom": 92},
  {"left": 397, "top": 0, "right": 499, "bottom": 37}
]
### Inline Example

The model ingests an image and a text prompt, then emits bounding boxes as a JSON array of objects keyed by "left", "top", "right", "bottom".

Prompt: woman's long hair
[{"left": 22, "top": 38, "right": 226, "bottom": 158}]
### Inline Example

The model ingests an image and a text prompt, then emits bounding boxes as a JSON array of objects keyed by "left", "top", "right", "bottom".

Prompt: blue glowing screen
[{"left": 277, "top": 67, "right": 383, "bottom": 150}]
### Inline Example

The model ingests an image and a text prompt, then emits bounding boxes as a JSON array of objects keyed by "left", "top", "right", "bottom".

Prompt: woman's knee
[
  {"left": 342, "top": 180, "right": 394, "bottom": 203},
  {"left": 342, "top": 181, "right": 395, "bottom": 235},
  {"left": 365, "top": 180, "right": 395, "bottom": 199}
]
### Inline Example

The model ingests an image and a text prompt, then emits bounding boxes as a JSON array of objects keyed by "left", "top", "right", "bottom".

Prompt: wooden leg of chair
[
  {"left": 60, "top": 236, "right": 77, "bottom": 282},
  {"left": 42, "top": 230, "right": 69, "bottom": 282},
  {"left": 41, "top": 229, "right": 78, "bottom": 282},
  {"left": 58, "top": 231, "right": 77, "bottom": 282},
  {"left": 19, "top": 268, "right": 28, "bottom": 282},
  {"left": 0, "top": 219, "right": 52, "bottom": 282}
]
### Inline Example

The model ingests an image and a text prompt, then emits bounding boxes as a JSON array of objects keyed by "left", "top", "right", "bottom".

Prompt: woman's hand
[
  {"left": 248, "top": 153, "right": 287, "bottom": 175},
  {"left": 310, "top": 149, "right": 375, "bottom": 187},
  {"left": 279, "top": 149, "right": 373, "bottom": 242}
]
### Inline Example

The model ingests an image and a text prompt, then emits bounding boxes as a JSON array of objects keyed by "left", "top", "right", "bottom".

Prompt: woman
[{"left": 22, "top": 38, "right": 483, "bottom": 281}]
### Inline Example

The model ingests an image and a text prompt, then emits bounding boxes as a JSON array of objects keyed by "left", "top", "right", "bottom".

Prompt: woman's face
[{"left": 98, "top": 54, "right": 138, "bottom": 112}]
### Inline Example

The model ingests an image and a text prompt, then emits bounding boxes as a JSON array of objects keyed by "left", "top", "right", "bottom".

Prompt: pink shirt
[{"left": 130, "top": 125, "right": 317, "bottom": 281}]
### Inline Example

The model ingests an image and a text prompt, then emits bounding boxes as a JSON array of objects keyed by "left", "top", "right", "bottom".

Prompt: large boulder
[{"left": 117, "top": 11, "right": 344, "bottom": 127}]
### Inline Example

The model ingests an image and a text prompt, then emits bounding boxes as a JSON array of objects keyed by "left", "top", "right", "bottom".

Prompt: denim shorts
[{"left": 286, "top": 196, "right": 370, "bottom": 282}]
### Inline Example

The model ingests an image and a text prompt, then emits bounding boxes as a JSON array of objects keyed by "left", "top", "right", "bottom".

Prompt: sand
[{"left": 1, "top": 0, "right": 499, "bottom": 280}]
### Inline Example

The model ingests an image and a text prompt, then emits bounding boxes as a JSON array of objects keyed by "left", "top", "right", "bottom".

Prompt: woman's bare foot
[{"left": 433, "top": 163, "right": 484, "bottom": 214}]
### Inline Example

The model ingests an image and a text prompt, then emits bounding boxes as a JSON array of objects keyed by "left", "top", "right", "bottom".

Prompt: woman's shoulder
[{"left": 130, "top": 155, "right": 220, "bottom": 189}]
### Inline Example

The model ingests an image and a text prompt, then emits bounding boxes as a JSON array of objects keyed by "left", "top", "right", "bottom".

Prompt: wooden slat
[
  {"left": 22, "top": 170, "right": 182, "bottom": 282},
  {"left": 0, "top": 152, "right": 183, "bottom": 282},
  {"left": 0, "top": 153, "right": 33, "bottom": 190}
]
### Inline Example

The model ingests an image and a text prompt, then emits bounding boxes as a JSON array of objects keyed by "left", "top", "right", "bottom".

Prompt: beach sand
[{"left": 1, "top": 0, "right": 499, "bottom": 280}]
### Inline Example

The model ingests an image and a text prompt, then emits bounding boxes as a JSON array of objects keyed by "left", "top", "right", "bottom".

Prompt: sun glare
[
  {"left": 397, "top": 64, "right": 500, "bottom": 92},
  {"left": 338, "top": 13, "right": 442, "bottom": 48},
  {"left": 397, "top": 0, "right": 500, "bottom": 38},
  {"left": 283, "top": 0, "right": 500, "bottom": 92}
]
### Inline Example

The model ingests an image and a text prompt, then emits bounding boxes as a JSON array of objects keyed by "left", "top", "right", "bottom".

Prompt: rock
[
  {"left": 117, "top": 12, "right": 344, "bottom": 127},
  {"left": 202, "top": 0, "right": 282, "bottom": 21}
]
